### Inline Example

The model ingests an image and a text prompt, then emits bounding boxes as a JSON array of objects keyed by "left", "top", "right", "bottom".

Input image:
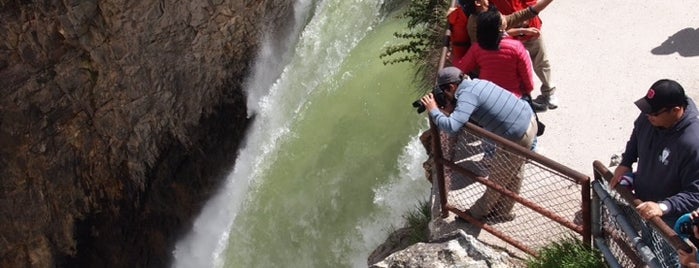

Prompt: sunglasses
[{"left": 647, "top": 107, "right": 671, "bottom": 117}]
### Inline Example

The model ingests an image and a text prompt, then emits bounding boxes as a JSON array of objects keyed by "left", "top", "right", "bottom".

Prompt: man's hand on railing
[
  {"left": 610, "top": 165, "right": 632, "bottom": 188},
  {"left": 636, "top": 201, "right": 664, "bottom": 220}
]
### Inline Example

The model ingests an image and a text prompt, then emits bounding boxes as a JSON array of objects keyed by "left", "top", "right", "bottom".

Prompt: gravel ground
[{"left": 532, "top": 0, "right": 699, "bottom": 176}]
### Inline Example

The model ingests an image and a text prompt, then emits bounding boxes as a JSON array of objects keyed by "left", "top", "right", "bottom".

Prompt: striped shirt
[{"left": 429, "top": 79, "right": 533, "bottom": 141}]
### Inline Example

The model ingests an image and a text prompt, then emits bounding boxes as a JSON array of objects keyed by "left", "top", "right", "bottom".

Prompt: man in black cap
[{"left": 611, "top": 79, "right": 699, "bottom": 227}]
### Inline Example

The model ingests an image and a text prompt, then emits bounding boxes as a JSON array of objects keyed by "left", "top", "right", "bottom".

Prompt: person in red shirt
[
  {"left": 447, "top": 5, "right": 470, "bottom": 62},
  {"left": 453, "top": 9, "right": 534, "bottom": 99},
  {"left": 491, "top": 0, "right": 558, "bottom": 111},
  {"left": 460, "top": 0, "right": 552, "bottom": 45}
]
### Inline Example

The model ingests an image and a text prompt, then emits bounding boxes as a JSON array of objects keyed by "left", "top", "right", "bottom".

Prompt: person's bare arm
[
  {"left": 530, "top": 0, "right": 554, "bottom": 14},
  {"left": 504, "top": 0, "right": 554, "bottom": 29}
]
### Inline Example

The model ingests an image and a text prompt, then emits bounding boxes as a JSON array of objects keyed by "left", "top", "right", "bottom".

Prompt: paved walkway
[{"left": 534, "top": 0, "right": 699, "bottom": 175}]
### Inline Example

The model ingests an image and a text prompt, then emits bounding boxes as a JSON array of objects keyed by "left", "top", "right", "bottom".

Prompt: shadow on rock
[{"left": 651, "top": 27, "right": 699, "bottom": 57}]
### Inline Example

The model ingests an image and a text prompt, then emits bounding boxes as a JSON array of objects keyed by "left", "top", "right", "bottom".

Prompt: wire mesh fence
[
  {"left": 598, "top": 194, "right": 678, "bottom": 267},
  {"left": 428, "top": 122, "right": 590, "bottom": 255},
  {"left": 592, "top": 161, "right": 692, "bottom": 268}
]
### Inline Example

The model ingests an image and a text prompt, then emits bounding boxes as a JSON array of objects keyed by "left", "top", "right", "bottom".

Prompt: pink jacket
[{"left": 454, "top": 38, "right": 533, "bottom": 98}]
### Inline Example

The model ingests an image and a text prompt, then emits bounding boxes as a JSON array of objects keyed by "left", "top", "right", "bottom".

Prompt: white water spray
[
  {"left": 170, "top": 1, "right": 316, "bottom": 267},
  {"left": 171, "top": 1, "right": 426, "bottom": 267}
]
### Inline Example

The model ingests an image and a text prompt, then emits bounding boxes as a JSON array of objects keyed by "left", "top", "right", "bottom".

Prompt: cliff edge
[{"left": 0, "top": 1, "right": 293, "bottom": 267}]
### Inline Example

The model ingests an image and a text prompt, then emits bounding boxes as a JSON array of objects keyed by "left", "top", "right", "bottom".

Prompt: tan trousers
[
  {"left": 470, "top": 115, "right": 537, "bottom": 218},
  {"left": 523, "top": 36, "right": 555, "bottom": 96}
]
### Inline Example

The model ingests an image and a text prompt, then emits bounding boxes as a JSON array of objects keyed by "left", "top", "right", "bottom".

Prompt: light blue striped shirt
[{"left": 429, "top": 79, "right": 533, "bottom": 141}]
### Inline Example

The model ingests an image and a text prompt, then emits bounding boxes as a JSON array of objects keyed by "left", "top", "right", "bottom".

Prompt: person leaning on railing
[
  {"left": 420, "top": 66, "right": 537, "bottom": 221},
  {"left": 609, "top": 79, "right": 699, "bottom": 226},
  {"left": 609, "top": 79, "right": 699, "bottom": 267}
]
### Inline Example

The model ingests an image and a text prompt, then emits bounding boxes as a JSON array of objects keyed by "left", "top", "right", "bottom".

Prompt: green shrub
[
  {"left": 403, "top": 199, "right": 431, "bottom": 244},
  {"left": 380, "top": 0, "right": 449, "bottom": 91},
  {"left": 526, "top": 236, "right": 608, "bottom": 268}
]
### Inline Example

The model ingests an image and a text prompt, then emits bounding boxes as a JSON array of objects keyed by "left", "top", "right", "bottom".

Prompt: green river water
[{"left": 173, "top": 1, "right": 431, "bottom": 267}]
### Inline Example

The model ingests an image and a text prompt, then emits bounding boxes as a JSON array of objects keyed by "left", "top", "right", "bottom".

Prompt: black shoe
[
  {"left": 533, "top": 94, "right": 559, "bottom": 110},
  {"left": 531, "top": 100, "right": 548, "bottom": 112}
]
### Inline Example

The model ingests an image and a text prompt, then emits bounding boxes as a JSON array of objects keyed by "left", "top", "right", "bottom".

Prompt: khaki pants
[
  {"left": 523, "top": 36, "right": 555, "bottom": 96},
  {"left": 470, "top": 116, "right": 537, "bottom": 218}
]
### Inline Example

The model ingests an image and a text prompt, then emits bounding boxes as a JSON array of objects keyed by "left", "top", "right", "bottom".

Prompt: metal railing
[
  {"left": 591, "top": 160, "right": 693, "bottom": 267},
  {"left": 424, "top": 0, "right": 591, "bottom": 257},
  {"left": 426, "top": 121, "right": 591, "bottom": 256}
]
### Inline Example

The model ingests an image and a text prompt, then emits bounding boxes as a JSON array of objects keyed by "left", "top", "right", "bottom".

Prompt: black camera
[
  {"left": 412, "top": 86, "right": 448, "bottom": 114},
  {"left": 678, "top": 217, "right": 699, "bottom": 235}
]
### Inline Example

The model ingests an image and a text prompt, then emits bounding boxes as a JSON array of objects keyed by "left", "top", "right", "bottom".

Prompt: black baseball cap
[{"left": 634, "top": 79, "right": 688, "bottom": 114}]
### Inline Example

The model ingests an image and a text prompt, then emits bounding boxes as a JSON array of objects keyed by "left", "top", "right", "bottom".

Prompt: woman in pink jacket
[{"left": 454, "top": 8, "right": 533, "bottom": 99}]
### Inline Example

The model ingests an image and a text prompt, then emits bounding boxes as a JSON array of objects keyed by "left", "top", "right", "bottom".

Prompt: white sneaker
[{"left": 547, "top": 95, "right": 559, "bottom": 109}]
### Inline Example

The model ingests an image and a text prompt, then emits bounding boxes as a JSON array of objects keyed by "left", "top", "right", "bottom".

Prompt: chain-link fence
[
  {"left": 592, "top": 161, "right": 693, "bottom": 268},
  {"left": 422, "top": 0, "right": 591, "bottom": 257},
  {"left": 427, "top": 122, "right": 591, "bottom": 256}
]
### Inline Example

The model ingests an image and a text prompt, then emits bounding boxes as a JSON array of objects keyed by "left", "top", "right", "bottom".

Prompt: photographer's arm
[
  {"left": 423, "top": 94, "right": 470, "bottom": 134},
  {"left": 421, "top": 93, "right": 439, "bottom": 112}
]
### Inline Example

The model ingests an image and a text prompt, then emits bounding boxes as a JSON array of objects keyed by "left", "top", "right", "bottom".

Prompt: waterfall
[{"left": 172, "top": 0, "right": 429, "bottom": 267}]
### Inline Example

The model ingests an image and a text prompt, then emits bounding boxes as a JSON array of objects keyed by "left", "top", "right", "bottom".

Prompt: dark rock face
[{"left": 0, "top": 0, "right": 293, "bottom": 267}]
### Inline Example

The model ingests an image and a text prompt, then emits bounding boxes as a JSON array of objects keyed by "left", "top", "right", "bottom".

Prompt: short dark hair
[
  {"left": 460, "top": 0, "right": 477, "bottom": 15},
  {"left": 476, "top": 9, "right": 502, "bottom": 51}
]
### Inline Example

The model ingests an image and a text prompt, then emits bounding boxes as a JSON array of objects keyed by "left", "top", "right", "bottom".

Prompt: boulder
[{"left": 370, "top": 230, "right": 518, "bottom": 268}]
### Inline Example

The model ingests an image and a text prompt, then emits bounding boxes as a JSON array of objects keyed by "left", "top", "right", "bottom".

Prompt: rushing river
[{"left": 172, "top": 0, "right": 432, "bottom": 267}]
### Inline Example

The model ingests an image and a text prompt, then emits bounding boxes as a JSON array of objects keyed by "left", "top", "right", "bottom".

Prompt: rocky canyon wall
[{"left": 0, "top": 0, "right": 293, "bottom": 267}]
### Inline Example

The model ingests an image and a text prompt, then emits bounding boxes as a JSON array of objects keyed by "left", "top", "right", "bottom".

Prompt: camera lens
[
  {"left": 680, "top": 222, "right": 695, "bottom": 235},
  {"left": 411, "top": 100, "right": 426, "bottom": 114}
]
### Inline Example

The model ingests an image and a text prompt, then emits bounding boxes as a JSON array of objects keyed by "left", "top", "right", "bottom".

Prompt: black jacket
[{"left": 621, "top": 98, "right": 699, "bottom": 222}]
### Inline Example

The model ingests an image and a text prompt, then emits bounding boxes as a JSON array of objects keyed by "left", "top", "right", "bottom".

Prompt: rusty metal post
[
  {"left": 430, "top": 119, "right": 449, "bottom": 218},
  {"left": 430, "top": 0, "right": 454, "bottom": 219},
  {"left": 581, "top": 177, "right": 592, "bottom": 247},
  {"left": 591, "top": 168, "right": 603, "bottom": 239}
]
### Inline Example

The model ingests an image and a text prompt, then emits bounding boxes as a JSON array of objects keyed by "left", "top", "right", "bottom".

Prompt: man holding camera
[{"left": 420, "top": 66, "right": 536, "bottom": 221}]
